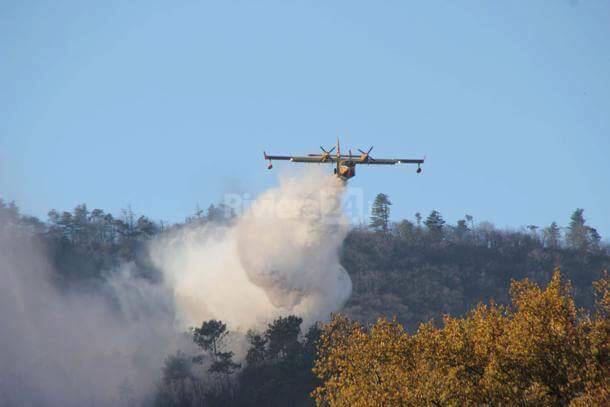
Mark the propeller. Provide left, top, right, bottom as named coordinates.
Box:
left=319, top=146, right=336, bottom=162
left=357, top=146, right=374, bottom=162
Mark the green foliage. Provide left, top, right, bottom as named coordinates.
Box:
left=155, top=351, right=197, bottom=407
left=184, top=203, right=235, bottom=226
left=567, top=208, right=590, bottom=251
left=415, top=212, right=422, bottom=226
left=245, top=330, right=267, bottom=367
left=162, top=351, right=193, bottom=385
left=424, top=209, right=445, bottom=240
left=193, top=319, right=240, bottom=375
left=454, top=219, right=469, bottom=241
left=210, top=351, right=240, bottom=376
left=589, top=227, right=602, bottom=252
left=543, top=221, right=562, bottom=249
left=193, top=319, right=228, bottom=355
left=369, top=193, right=392, bottom=232
left=265, top=315, right=303, bottom=361
left=236, top=317, right=320, bottom=406
left=343, top=209, right=609, bottom=331
left=2, top=198, right=608, bottom=405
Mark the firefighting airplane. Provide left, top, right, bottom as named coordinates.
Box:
left=264, top=139, right=424, bottom=181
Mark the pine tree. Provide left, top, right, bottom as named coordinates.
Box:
left=543, top=221, right=561, bottom=249
left=588, top=227, right=601, bottom=252
left=396, top=220, right=416, bottom=243
left=465, top=214, right=474, bottom=230
left=245, top=330, right=267, bottom=367
left=192, top=319, right=240, bottom=375
left=415, top=212, right=422, bottom=227
left=265, top=315, right=303, bottom=362
left=566, top=209, right=589, bottom=251
left=370, top=193, right=392, bottom=232
left=454, top=219, right=469, bottom=241
left=424, top=210, right=445, bottom=240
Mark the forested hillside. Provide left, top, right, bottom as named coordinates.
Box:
left=1, top=196, right=608, bottom=405
left=343, top=201, right=609, bottom=331
left=3, top=197, right=607, bottom=306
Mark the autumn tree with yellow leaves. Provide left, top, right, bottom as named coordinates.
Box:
left=313, top=269, right=609, bottom=406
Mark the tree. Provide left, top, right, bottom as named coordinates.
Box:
left=588, top=227, right=602, bottom=252
left=543, top=221, right=562, bottom=249
left=303, top=323, right=322, bottom=365
left=526, top=224, right=538, bottom=236
left=206, top=203, right=234, bottom=224
left=313, top=270, right=610, bottom=406
left=58, top=211, right=74, bottom=241
left=162, top=351, right=193, bottom=385
left=155, top=351, right=195, bottom=407
left=238, top=316, right=318, bottom=406
left=245, top=330, right=267, bottom=367
left=47, top=209, right=60, bottom=227
left=19, top=215, right=45, bottom=234
left=424, top=210, right=445, bottom=240
left=265, top=315, right=303, bottom=362
left=0, top=199, right=20, bottom=227
left=193, top=319, right=228, bottom=355
left=102, top=213, right=116, bottom=244
left=415, top=212, right=422, bottom=227
left=566, top=209, right=589, bottom=251
left=396, top=219, right=416, bottom=243
left=136, top=215, right=158, bottom=238
left=185, top=204, right=206, bottom=225
left=465, top=214, right=474, bottom=230
left=209, top=351, right=240, bottom=376
left=454, top=219, right=469, bottom=241
left=369, top=193, right=392, bottom=232
left=192, top=320, right=240, bottom=375
left=72, top=203, right=89, bottom=244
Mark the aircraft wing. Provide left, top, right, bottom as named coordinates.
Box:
left=359, top=158, right=425, bottom=165
left=264, top=153, right=336, bottom=163
left=265, top=152, right=423, bottom=165
left=308, top=154, right=424, bottom=165
left=290, top=156, right=337, bottom=163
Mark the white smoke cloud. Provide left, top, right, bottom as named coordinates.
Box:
left=0, top=230, right=179, bottom=406
left=0, top=168, right=353, bottom=405
left=151, top=168, right=352, bottom=331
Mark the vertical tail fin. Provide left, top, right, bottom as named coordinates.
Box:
left=336, top=138, right=341, bottom=173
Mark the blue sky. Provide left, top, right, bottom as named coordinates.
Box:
left=1, top=1, right=609, bottom=236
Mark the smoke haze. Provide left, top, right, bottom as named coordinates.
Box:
left=0, top=226, right=178, bottom=406
left=0, top=168, right=352, bottom=405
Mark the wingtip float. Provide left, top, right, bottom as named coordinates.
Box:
left=264, top=139, right=424, bottom=181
